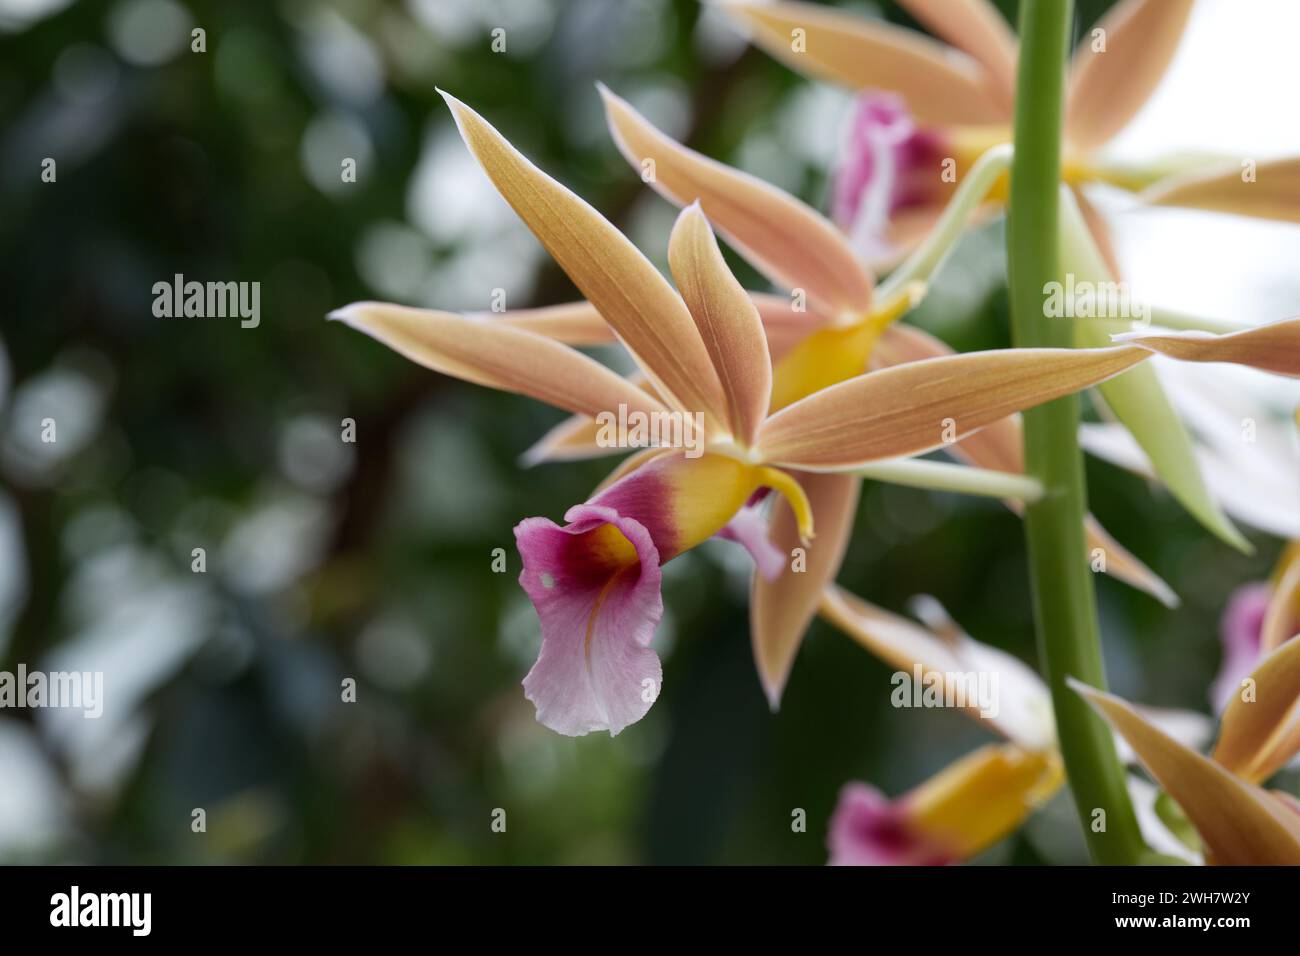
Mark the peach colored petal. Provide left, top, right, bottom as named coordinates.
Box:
left=1078, top=516, right=1179, bottom=609
left=717, top=0, right=1010, bottom=127
left=330, top=301, right=665, bottom=421
left=749, top=292, right=834, bottom=363
left=750, top=471, right=859, bottom=707
left=1073, top=680, right=1300, bottom=865
left=501, top=292, right=825, bottom=362
left=1065, top=0, right=1195, bottom=153
left=439, top=91, right=727, bottom=427
left=521, top=415, right=620, bottom=467
left=756, top=346, right=1149, bottom=470
left=821, top=586, right=1056, bottom=751
left=894, top=0, right=1017, bottom=106
left=1142, top=157, right=1300, bottom=223
left=1262, top=546, right=1300, bottom=653
left=521, top=299, right=827, bottom=467
left=601, top=84, right=873, bottom=317
left=1115, top=317, right=1300, bottom=378
left=490, top=301, right=616, bottom=345
left=668, top=204, right=772, bottom=447
left=1213, top=633, right=1300, bottom=785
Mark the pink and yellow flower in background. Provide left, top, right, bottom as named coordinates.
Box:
left=819, top=586, right=1212, bottom=865
left=720, top=0, right=1300, bottom=272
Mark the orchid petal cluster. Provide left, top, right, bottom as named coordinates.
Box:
left=336, top=92, right=1148, bottom=736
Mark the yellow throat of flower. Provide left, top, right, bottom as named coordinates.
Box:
left=768, top=282, right=923, bottom=413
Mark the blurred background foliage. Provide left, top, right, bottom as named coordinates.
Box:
left=0, top=0, right=1287, bottom=865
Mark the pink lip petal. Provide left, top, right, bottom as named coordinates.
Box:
left=515, top=504, right=665, bottom=737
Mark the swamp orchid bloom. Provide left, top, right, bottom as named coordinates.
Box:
left=334, top=93, right=1159, bottom=736
left=819, top=586, right=1209, bottom=864
left=528, top=88, right=1177, bottom=707
left=720, top=0, right=1299, bottom=272
left=1073, top=631, right=1300, bottom=865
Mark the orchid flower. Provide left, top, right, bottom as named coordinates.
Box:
left=517, top=88, right=1180, bottom=708
left=719, top=0, right=1299, bottom=272
left=819, top=586, right=1210, bottom=864
left=1072, top=629, right=1300, bottom=865
left=333, top=92, right=1158, bottom=736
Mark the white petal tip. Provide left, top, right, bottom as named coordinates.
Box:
left=437, top=89, right=472, bottom=126
left=760, top=674, right=786, bottom=712
left=1153, top=586, right=1182, bottom=610
left=1066, top=676, right=1100, bottom=699
left=326, top=302, right=378, bottom=326
left=517, top=447, right=547, bottom=469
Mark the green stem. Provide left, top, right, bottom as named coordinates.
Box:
left=1008, top=0, right=1147, bottom=865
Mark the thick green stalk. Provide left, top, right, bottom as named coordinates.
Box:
left=1007, top=0, right=1146, bottom=865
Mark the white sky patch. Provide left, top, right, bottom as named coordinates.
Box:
left=1104, top=0, right=1300, bottom=162
left=1087, top=0, right=1300, bottom=321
